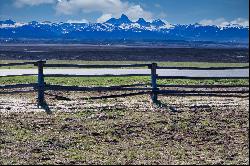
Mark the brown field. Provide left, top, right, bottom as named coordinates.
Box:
left=0, top=45, right=248, bottom=63
left=0, top=89, right=249, bottom=165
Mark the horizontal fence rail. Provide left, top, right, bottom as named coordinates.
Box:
left=43, top=64, right=151, bottom=68
left=0, top=62, right=36, bottom=67
left=157, top=84, right=250, bottom=88
left=44, top=74, right=151, bottom=78
left=80, top=91, right=151, bottom=100
left=0, top=60, right=249, bottom=111
left=159, top=93, right=249, bottom=98
left=157, top=76, right=249, bottom=80
left=0, top=74, right=38, bottom=78
left=157, top=66, right=250, bottom=70
left=45, top=84, right=153, bottom=92
left=157, top=90, right=249, bottom=94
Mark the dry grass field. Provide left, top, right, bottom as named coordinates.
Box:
left=0, top=89, right=249, bottom=165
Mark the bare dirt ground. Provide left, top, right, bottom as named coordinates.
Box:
left=0, top=90, right=249, bottom=165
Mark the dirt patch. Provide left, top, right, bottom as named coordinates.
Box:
left=0, top=90, right=249, bottom=165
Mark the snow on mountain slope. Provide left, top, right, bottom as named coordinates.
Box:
left=0, top=15, right=248, bottom=42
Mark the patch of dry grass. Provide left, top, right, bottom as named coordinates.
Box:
left=0, top=91, right=249, bottom=165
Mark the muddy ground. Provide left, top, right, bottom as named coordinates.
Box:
left=0, top=90, right=249, bottom=165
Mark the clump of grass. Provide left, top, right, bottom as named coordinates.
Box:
left=0, top=76, right=37, bottom=85
left=0, top=76, right=249, bottom=86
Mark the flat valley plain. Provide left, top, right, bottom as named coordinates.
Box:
left=0, top=44, right=249, bottom=62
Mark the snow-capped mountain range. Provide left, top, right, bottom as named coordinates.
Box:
left=0, top=14, right=249, bottom=43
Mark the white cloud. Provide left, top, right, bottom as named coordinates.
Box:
left=154, top=4, right=161, bottom=8
left=200, top=18, right=229, bottom=27
left=14, top=0, right=55, bottom=7
left=230, top=18, right=249, bottom=27
left=97, top=14, right=113, bottom=23
left=67, top=19, right=89, bottom=24
left=56, top=0, right=123, bottom=15
left=55, top=0, right=153, bottom=22
left=158, top=12, right=167, bottom=20
left=200, top=18, right=249, bottom=27
left=125, top=5, right=152, bottom=21
left=13, top=0, right=155, bottom=23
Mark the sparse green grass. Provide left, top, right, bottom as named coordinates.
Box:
left=0, top=76, right=37, bottom=85
left=0, top=60, right=249, bottom=69
left=0, top=76, right=249, bottom=86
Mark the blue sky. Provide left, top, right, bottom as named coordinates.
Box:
left=0, top=0, right=249, bottom=25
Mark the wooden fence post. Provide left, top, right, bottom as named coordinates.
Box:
left=151, top=63, right=158, bottom=103
left=37, top=60, right=46, bottom=107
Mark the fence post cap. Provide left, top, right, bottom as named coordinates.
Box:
left=38, top=60, right=46, bottom=63
left=152, top=62, right=157, bottom=65
left=34, top=60, right=46, bottom=66
left=149, top=63, right=158, bottom=69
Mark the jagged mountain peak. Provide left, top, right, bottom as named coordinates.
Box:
left=137, top=18, right=146, bottom=22
left=1, top=19, right=16, bottom=25
left=194, top=23, right=202, bottom=26
left=120, top=14, right=129, bottom=20
left=106, top=14, right=132, bottom=25
left=42, top=21, right=52, bottom=24
left=119, top=14, right=132, bottom=23
left=151, top=19, right=166, bottom=27
left=136, top=18, right=151, bottom=26
left=29, top=21, right=39, bottom=25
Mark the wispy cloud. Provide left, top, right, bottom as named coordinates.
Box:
left=67, top=19, right=89, bottom=24
left=154, top=3, right=161, bottom=9
left=97, top=14, right=113, bottom=23
left=55, top=0, right=153, bottom=22
left=230, top=18, right=249, bottom=27
left=14, top=0, right=56, bottom=7
left=13, top=0, right=153, bottom=22
left=200, top=18, right=249, bottom=27
left=158, top=12, right=167, bottom=20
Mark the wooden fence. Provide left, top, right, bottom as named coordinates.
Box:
left=0, top=60, right=249, bottom=109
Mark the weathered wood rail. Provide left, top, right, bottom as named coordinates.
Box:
left=0, top=60, right=249, bottom=110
